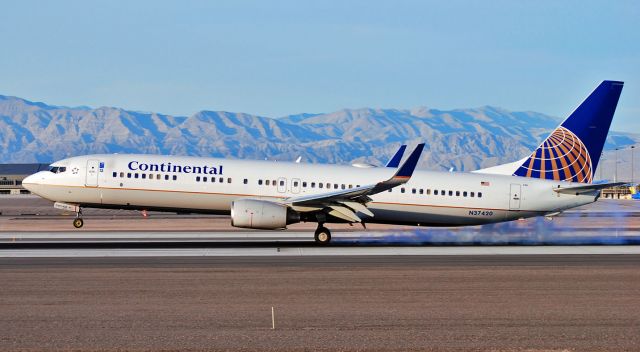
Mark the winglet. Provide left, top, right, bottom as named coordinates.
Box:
left=385, top=145, right=407, bottom=168
left=393, top=143, right=425, bottom=179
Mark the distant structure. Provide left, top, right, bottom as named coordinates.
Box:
left=0, top=164, right=49, bottom=195
left=601, top=186, right=635, bottom=199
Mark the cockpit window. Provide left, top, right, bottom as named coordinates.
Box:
left=49, top=166, right=66, bottom=174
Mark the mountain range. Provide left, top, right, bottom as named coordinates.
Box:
left=0, top=94, right=638, bottom=174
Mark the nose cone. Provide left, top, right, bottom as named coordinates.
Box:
left=22, top=173, right=41, bottom=194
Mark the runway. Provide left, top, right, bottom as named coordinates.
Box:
left=0, top=254, right=638, bottom=351
left=1, top=198, right=639, bottom=351
left=1, top=230, right=640, bottom=258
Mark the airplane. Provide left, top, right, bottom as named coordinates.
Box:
left=23, top=80, right=624, bottom=244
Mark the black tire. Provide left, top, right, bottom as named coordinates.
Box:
left=73, top=218, right=84, bottom=228
left=314, top=227, right=331, bottom=245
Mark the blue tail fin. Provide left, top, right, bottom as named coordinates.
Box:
left=513, top=80, right=623, bottom=183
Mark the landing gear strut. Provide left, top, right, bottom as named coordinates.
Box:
left=73, top=208, right=84, bottom=228
left=314, top=225, right=331, bottom=245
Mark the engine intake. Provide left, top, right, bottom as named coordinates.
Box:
left=231, top=199, right=300, bottom=230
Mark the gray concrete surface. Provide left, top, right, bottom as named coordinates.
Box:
left=0, top=255, right=638, bottom=351
left=1, top=197, right=639, bottom=351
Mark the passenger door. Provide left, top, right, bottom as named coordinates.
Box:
left=509, top=184, right=521, bottom=210
left=85, top=159, right=100, bottom=187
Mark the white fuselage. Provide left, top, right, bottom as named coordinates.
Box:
left=23, top=154, right=599, bottom=227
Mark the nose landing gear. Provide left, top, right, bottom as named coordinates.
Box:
left=314, top=225, right=331, bottom=245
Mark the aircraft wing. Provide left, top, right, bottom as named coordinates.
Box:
left=284, top=144, right=424, bottom=222
left=553, top=182, right=627, bottom=195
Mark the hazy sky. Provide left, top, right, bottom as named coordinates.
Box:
left=1, top=1, right=638, bottom=130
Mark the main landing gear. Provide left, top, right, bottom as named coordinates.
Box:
left=73, top=208, right=84, bottom=228
left=314, top=225, right=331, bottom=245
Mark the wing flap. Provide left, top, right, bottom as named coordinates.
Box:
left=328, top=205, right=362, bottom=222
left=339, top=201, right=374, bottom=217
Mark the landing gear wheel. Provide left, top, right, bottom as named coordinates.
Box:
left=314, top=227, right=331, bottom=245
left=73, top=218, right=84, bottom=228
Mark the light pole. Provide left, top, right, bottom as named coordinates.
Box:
left=615, top=148, right=619, bottom=182
left=632, top=145, right=635, bottom=185
left=599, top=152, right=604, bottom=180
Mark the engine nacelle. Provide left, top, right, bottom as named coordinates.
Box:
left=231, top=199, right=300, bottom=230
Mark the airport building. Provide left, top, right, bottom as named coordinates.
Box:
left=0, top=164, right=50, bottom=195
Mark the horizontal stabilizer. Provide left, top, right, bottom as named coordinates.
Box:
left=553, top=182, right=626, bottom=195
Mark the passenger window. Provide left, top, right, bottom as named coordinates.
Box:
left=478, top=192, right=483, bottom=198
left=196, top=176, right=200, bottom=182
left=319, top=183, right=324, bottom=189
left=293, top=181, right=299, bottom=187
left=327, top=183, right=331, bottom=189
left=434, top=190, right=438, bottom=195
left=173, top=175, right=177, bottom=181
left=470, top=192, right=475, bottom=197
left=463, top=191, right=467, bottom=197
left=441, top=190, right=445, bottom=196
left=120, top=172, right=125, bottom=178
left=164, top=175, right=169, bottom=180
left=412, top=188, right=416, bottom=194
left=112, top=172, right=117, bottom=177
left=265, top=180, right=270, bottom=186
left=456, top=191, right=460, bottom=196
left=157, top=174, right=161, bottom=180
left=203, top=177, right=208, bottom=182
left=448, top=190, right=452, bottom=196
left=341, top=184, right=345, bottom=189
left=135, top=173, right=139, bottom=179
left=349, top=184, right=353, bottom=188
left=127, top=173, right=132, bottom=178
left=401, top=188, right=405, bottom=193
left=311, top=182, right=315, bottom=188
left=243, top=179, right=248, bottom=184
left=228, top=178, right=232, bottom=183
left=220, top=177, right=224, bottom=183
left=334, top=184, right=338, bottom=189
left=419, top=189, right=423, bottom=195
left=279, top=180, right=284, bottom=186
left=258, top=179, right=263, bottom=185
left=427, top=189, right=431, bottom=195
left=303, top=182, right=307, bottom=187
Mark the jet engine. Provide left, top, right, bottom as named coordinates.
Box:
left=231, top=199, right=300, bottom=229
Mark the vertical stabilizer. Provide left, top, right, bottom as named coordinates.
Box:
left=476, top=81, right=623, bottom=183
